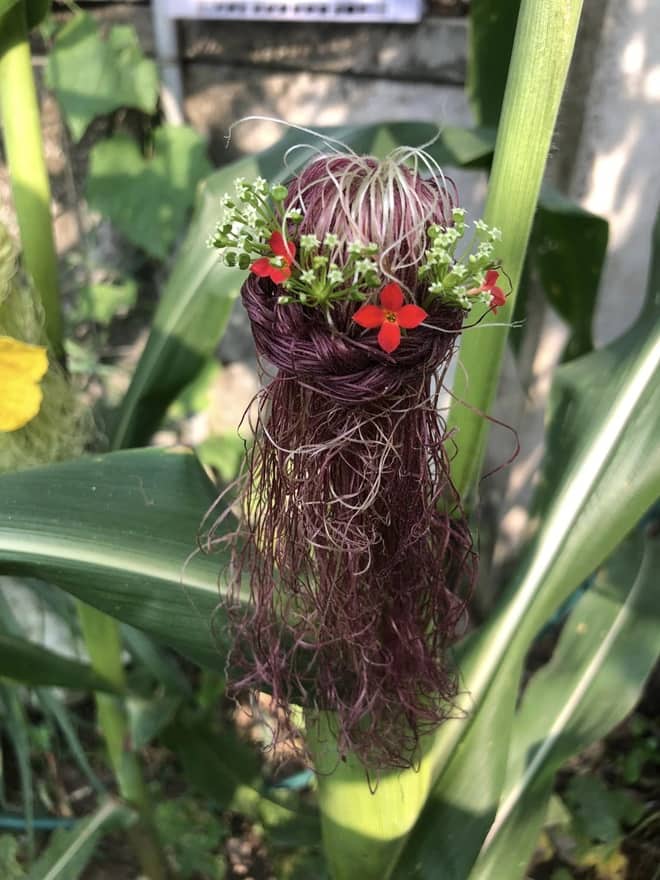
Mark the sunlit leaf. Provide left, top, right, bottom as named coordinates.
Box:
left=45, top=13, right=158, bottom=141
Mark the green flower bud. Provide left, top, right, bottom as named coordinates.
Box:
left=271, top=184, right=288, bottom=201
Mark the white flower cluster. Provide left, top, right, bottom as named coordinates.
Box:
left=418, top=208, right=502, bottom=310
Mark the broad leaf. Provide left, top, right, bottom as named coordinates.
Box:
left=86, top=128, right=212, bottom=260
left=470, top=529, right=660, bottom=879
left=45, top=13, right=158, bottom=141
left=0, top=632, right=116, bottom=692
left=70, top=280, right=138, bottom=326
left=0, top=448, right=242, bottom=671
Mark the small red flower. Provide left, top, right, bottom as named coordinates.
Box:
left=471, top=269, right=506, bottom=314
left=251, top=231, right=296, bottom=284
left=352, top=282, right=428, bottom=353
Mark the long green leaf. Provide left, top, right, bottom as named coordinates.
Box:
left=0, top=448, right=242, bottom=671
left=0, top=633, right=116, bottom=692
left=448, top=0, right=584, bottom=497
left=0, top=584, right=106, bottom=793
left=394, top=211, right=660, bottom=878
left=27, top=799, right=131, bottom=880
left=0, top=683, right=33, bottom=851
left=470, top=528, right=660, bottom=879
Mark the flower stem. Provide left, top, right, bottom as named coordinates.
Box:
left=0, top=2, right=63, bottom=354
left=76, top=601, right=170, bottom=879
left=447, top=0, right=584, bottom=498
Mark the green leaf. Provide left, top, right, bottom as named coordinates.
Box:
left=121, top=624, right=192, bottom=696
left=0, top=632, right=117, bottom=692
left=469, top=529, right=659, bottom=879
left=468, top=0, right=521, bottom=127
left=0, top=834, right=24, bottom=879
left=196, top=434, right=246, bottom=484
left=127, top=693, right=182, bottom=749
left=164, top=719, right=321, bottom=845
left=0, top=448, right=243, bottom=672
left=532, top=185, right=609, bottom=360
left=0, top=585, right=106, bottom=793
left=0, top=0, right=49, bottom=30
left=563, top=776, right=641, bottom=844
left=86, top=127, right=212, bottom=259
left=154, top=798, right=227, bottom=880
left=394, top=210, right=660, bottom=879
left=163, top=720, right=261, bottom=812
left=70, top=280, right=138, bottom=326
left=0, top=683, right=33, bottom=851
left=45, top=13, right=158, bottom=141
left=0, top=0, right=19, bottom=19
left=24, top=0, right=48, bottom=29
left=27, top=799, right=131, bottom=880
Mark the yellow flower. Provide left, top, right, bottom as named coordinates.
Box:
left=0, top=335, right=48, bottom=432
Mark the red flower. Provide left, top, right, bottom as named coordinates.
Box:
left=251, top=231, right=296, bottom=284
left=352, top=282, right=428, bottom=353
left=472, top=269, right=506, bottom=314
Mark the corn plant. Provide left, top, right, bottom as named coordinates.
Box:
left=1, top=0, right=659, bottom=877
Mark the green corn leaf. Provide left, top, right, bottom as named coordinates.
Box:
left=0, top=448, right=242, bottom=672
left=0, top=633, right=117, bottom=692
left=469, top=528, right=660, bottom=879
left=393, top=210, right=660, bottom=879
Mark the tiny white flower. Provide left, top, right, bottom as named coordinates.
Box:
left=448, top=264, right=467, bottom=281
left=324, top=233, right=339, bottom=248
left=355, top=259, right=377, bottom=275
left=301, top=234, right=321, bottom=250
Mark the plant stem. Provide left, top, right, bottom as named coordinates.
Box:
left=447, top=0, right=584, bottom=498
left=76, top=601, right=170, bottom=879
left=311, top=3, right=584, bottom=878
left=307, top=714, right=429, bottom=880
left=0, top=2, right=63, bottom=354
